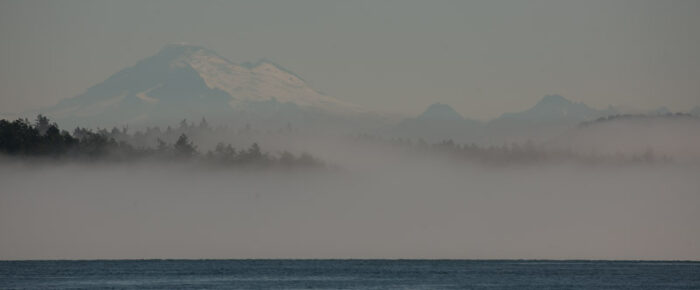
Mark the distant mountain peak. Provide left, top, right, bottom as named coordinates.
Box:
left=418, top=103, right=464, bottom=121
left=43, top=44, right=363, bottom=127
left=393, top=102, right=481, bottom=143
left=536, top=94, right=573, bottom=107
left=496, top=94, right=608, bottom=123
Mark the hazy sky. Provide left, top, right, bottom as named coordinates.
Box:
left=1, top=0, right=698, bottom=119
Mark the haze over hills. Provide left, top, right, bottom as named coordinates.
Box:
left=41, top=43, right=365, bottom=129
left=12, top=43, right=698, bottom=144
left=552, top=113, right=700, bottom=161
left=392, top=95, right=700, bottom=145
left=392, top=95, right=619, bottom=144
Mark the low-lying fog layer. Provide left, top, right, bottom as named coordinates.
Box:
left=1, top=156, right=698, bottom=260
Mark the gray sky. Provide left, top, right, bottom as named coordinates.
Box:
left=1, top=0, right=698, bottom=120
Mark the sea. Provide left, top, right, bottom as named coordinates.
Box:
left=1, top=260, right=698, bottom=289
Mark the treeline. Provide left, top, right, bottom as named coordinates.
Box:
left=0, top=115, right=322, bottom=168
left=355, top=134, right=671, bottom=166
left=580, top=112, right=699, bottom=127
left=76, top=117, right=291, bottom=150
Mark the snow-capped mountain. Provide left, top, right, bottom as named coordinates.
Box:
left=44, top=43, right=364, bottom=128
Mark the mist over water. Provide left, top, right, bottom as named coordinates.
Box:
left=2, top=105, right=700, bottom=261
left=2, top=148, right=698, bottom=260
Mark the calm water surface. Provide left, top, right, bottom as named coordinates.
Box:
left=1, top=260, right=698, bottom=289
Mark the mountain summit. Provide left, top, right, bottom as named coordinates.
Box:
left=483, top=94, right=618, bottom=143
left=497, top=94, right=611, bottom=122
left=44, top=43, right=362, bottom=127
left=418, top=103, right=465, bottom=121
left=392, top=103, right=481, bottom=143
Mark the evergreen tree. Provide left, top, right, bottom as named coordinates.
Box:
left=174, top=134, right=197, bottom=157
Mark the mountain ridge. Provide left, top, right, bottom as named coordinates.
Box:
left=393, top=95, right=623, bottom=144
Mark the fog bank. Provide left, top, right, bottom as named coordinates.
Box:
left=1, top=160, right=698, bottom=260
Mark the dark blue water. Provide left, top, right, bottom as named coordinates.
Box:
left=1, top=260, right=699, bottom=289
